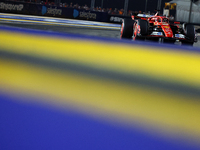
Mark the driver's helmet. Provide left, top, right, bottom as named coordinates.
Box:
left=163, top=18, right=169, bottom=23
left=157, top=18, right=161, bottom=22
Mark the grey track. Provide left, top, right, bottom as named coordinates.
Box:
left=0, top=20, right=200, bottom=47
left=0, top=21, right=121, bottom=38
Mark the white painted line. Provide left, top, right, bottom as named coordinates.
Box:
left=0, top=17, right=120, bottom=30
left=0, top=13, right=121, bottom=28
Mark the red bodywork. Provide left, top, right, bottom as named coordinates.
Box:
left=132, top=14, right=181, bottom=39
left=148, top=16, right=174, bottom=37
left=121, top=13, right=197, bottom=44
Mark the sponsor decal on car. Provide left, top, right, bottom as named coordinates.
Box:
left=164, top=26, right=170, bottom=28
left=162, top=25, right=173, bottom=37
left=151, top=32, right=163, bottom=36
left=175, top=34, right=185, bottom=38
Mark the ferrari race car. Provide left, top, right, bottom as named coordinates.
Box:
left=121, top=13, right=198, bottom=46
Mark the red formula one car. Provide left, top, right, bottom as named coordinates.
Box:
left=121, top=13, right=197, bottom=46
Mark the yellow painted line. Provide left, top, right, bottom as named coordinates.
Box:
left=0, top=18, right=120, bottom=30
left=0, top=30, right=200, bottom=89
left=0, top=58, right=200, bottom=143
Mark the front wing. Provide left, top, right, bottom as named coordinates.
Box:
left=137, top=33, right=197, bottom=42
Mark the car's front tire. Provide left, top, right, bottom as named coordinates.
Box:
left=182, top=24, right=195, bottom=46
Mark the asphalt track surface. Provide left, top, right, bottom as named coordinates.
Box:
left=0, top=20, right=200, bottom=47
left=0, top=21, right=120, bottom=38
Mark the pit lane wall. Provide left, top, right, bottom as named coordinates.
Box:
left=0, top=0, right=129, bottom=23
left=1, top=25, right=200, bottom=150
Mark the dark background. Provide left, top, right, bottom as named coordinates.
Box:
left=61, top=0, right=171, bottom=12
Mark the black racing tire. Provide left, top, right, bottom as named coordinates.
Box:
left=137, top=19, right=148, bottom=35
left=181, top=41, right=194, bottom=46
left=183, top=24, right=195, bottom=40
left=121, top=18, right=135, bottom=39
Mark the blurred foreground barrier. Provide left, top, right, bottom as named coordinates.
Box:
left=0, top=26, right=200, bottom=150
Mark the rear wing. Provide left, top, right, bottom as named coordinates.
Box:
left=137, top=14, right=153, bottom=18
left=133, top=14, right=153, bottom=20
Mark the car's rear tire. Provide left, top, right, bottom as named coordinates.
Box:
left=121, top=18, right=134, bottom=39
left=138, top=19, right=148, bottom=35
left=133, top=19, right=148, bottom=41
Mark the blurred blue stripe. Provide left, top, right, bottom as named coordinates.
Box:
left=0, top=92, right=199, bottom=150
